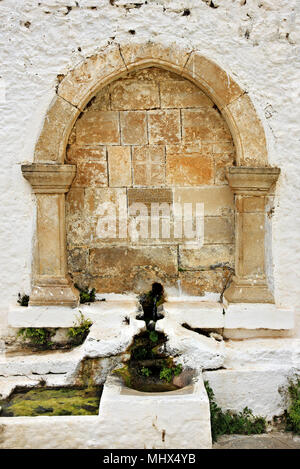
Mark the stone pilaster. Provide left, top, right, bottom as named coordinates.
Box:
left=224, top=167, right=280, bottom=304
left=22, top=164, right=79, bottom=306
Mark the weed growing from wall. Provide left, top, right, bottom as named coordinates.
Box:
left=67, top=312, right=92, bottom=345
left=17, top=328, right=54, bottom=347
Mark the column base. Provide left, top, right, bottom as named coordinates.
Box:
left=224, top=278, right=274, bottom=304
left=29, top=280, right=79, bottom=307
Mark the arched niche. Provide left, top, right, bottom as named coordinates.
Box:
left=21, top=42, right=280, bottom=306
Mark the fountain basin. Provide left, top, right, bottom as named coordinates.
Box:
left=98, top=372, right=212, bottom=449
left=0, top=372, right=212, bottom=449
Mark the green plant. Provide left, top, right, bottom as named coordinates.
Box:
left=67, top=312, right=92, bottom=345
left=160, top=366, right=173, bottom=382
left=149, top=330, right=158, bottom=343
left=17, top=293, right=29, bottom=307
left=17, top=328, right=54, bottom=347
left=204, top=381, right=266, bottom=442
left=285, top=379, right=300, bottom=434
left=159, top=363, right=182, bottom=383
left=75, top=284, right=96, bottom=304
left=140, top=366, right=152, bottom=377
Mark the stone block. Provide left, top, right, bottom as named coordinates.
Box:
left=128, top=187, right=173, bottom=211
left=66, top=188, right=85, bottom=215
left=173, top=187, right=234, bottom=216
left=184, top=53, right=243, bottom=109
left=160, top=80, right=214, bottom=108
left=88, top=88, right=111, bottom=111
left=166, top=144, right=214, bottom=186
left=67, top=247, right=88, bottom=273
left=57, top=45, right=126, bottom=109
left=127, top=189, right=173, bottom=243
left=111, top=80, right=159, bottom=110
left=163, top=300, right=225, bottom=329
left=120, top=111, right=148, bottom=145
left=34, top=96, right=80, bottom=163
left=148, top=110, right=181, bottom=145
left=179, top=269, right=231, bottom=296
left=223, top=304, right=294, bottom=331
left=213, top=141, right=236, bottom=184
left=226, top=93, right=267, bottom=166
left=120, top=42, right=190, bottom=73
left=204, top=216, right=234, bottom=244
left=66, top=147, right=108, bottom=187
left=179, top=244, right=234, bottom=270
left=66, top=146, right=106, bottom=164
left=107, top=146, right=131, bottom=187
left=236, top=196, right=265, bottom=213
left=84, top=188, right=127, bottom=243
left=76, top=111, right=120, bottom=145
left=66, top=189, right=89, bottom=247
left=132, top=145, right=165, bottom=186
left=73, top=161, right=108, bottom=187
left=89, top=246, right=178, bottom=293
left=182, top=108, right=232, bottom=143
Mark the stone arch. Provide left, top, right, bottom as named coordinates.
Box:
left=34, top=42, right=268, bottom=167
left=22, top=42, right=280, bottom=307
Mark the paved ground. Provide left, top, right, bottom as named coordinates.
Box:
left=213, top=432, right=300, bottom=449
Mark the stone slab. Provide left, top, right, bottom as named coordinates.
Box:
left=224, top=303, right=294, bottom=330
left=163, top=300, right=225, bottom=328
left=8, top=297, right=138, bottom=328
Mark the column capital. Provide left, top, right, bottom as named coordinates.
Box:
left=21, top=163, right=76, bottom=194
left=226, top=167, right=280, bottom=196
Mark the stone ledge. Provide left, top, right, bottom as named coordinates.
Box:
left=224, top=338, right=300, bottom=369
left=8, top=296, right=138, bottom=328
left=8, top=300, right=294, bottom=331
left=224, top=303, right=294, bottom=330
left=163, top=300, right=224, bottom=328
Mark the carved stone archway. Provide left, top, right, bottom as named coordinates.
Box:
left=22, top=42, right=280, bottom=307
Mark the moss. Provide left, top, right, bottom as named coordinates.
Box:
left=204, top=381, right=266, bottom=442
left=113, top=364, right=131, bottom=387
left=0, top=386, right=102, bottom=417
left=75, top=358, right=101, bottom=388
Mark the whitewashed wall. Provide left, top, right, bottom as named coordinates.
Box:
left=0, top=0, right=299, bottom=336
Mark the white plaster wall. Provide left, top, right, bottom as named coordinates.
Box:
left=0, top=0, right=299, bottom=335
